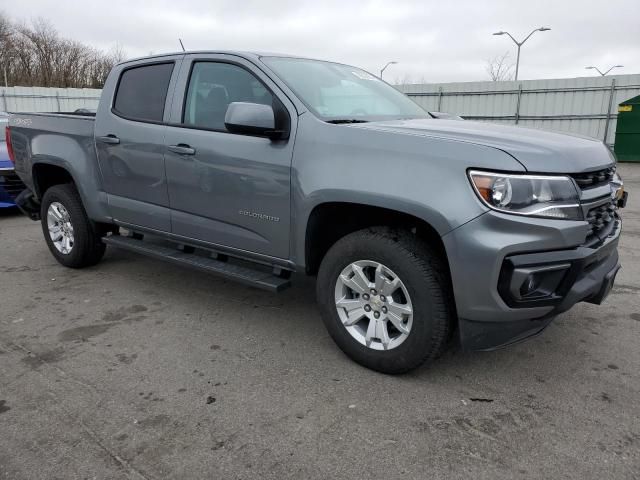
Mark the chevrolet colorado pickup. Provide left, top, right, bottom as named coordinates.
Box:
left=6, top=52, right=628, bottom=373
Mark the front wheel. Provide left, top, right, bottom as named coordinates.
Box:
left=40, top=184, right=106, bottom=268
left=316, top=227, right=454, bottom=374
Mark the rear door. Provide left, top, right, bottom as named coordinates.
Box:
left=95, top=56, right=183, bottom=231
left=163, top=54, right=297, bottom=259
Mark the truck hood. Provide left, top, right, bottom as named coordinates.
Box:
left=352, top=119, right=614, bottom=173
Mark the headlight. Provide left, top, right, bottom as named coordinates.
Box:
left=468, top=170, right=582, bottom=220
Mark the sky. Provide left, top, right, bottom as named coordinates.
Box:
left=6, top=0, right=640, bottom=83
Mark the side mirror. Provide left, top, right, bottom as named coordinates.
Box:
left=225, top=102, right=284, bottom=139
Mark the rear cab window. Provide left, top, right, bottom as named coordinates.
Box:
left=113, top=62, right=175, bottom=123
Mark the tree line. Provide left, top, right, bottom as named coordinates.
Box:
left=0, top=13, right=124, bottom=88
left=394, top=52, right=515, bottom=87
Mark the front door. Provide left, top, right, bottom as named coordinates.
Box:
left=95, top=57, right=182, bottom=231
left=163, top=55, right=296, bottom=259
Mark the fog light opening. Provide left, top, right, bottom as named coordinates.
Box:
left=507, top=263, right=571, bottom=302
left=520, top=273, right=542, bottom=297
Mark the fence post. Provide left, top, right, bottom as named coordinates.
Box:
left=1, top=90, right=5, bottom=112
left=55, top=91, right=61, bottom=112
left=437, top=86, right=443, bottom=111
left=603, top=78, right=616, bottom=146
left=514, top=84, right=523, bottom=125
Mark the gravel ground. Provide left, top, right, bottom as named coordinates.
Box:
left=0, top=164, right=639, bottom=480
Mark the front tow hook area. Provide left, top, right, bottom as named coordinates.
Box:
left=15, top=189, right=41, bottom=220
left=586, top=264, right=621, bottom=305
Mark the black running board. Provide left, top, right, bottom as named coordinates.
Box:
left=102, top=235, right=291, bottom=292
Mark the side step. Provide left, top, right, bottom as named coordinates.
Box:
left=102, top=235, right=291, bottom=292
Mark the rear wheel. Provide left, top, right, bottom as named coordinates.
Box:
left=316, top=227, right=454, bottom=374
left=40, top=184, right=106, bottom=268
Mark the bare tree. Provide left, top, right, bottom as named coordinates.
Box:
left=486, top=52, right=514, bottom=82
left=393, top=73, right=414, bottom=87
left=0, top=12, right=126, bottom=88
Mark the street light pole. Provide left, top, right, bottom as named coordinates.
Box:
left=493, top=27, right=551, bottom=81
left=3, top=56, right=14, bottom=88
left=585, top=65, right=624, bottom=76
left=514, top=43, right=521, bottom=82
left=380, top=61, right=398, bottom=80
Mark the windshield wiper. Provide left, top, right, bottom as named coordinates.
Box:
left=326, top=119, right=369, bottom=124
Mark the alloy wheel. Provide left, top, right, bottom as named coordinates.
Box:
left=334, top=260, right=414, bottom=351
left=47, top=202, right=75, bottom=254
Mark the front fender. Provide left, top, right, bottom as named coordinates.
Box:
left=289, top=114, right=525, bottom=268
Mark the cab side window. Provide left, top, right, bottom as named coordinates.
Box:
left=183, top=62, right=273, bottom=131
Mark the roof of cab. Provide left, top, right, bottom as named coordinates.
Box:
left=117, top=51, right=318, bottom=67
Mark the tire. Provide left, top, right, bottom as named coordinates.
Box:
left=316, top=227, right=454, bottom=374
left=40, top=183, right=106, bottom=268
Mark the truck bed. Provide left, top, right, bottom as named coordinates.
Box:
left=9, top=112, right=95, bottom=137
left=8, top=112, right=98, bottom=202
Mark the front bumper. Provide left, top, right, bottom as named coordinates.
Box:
left=443, top=209, right=621, bottom=351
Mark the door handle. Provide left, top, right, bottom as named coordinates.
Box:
left=97, top=134, right=120, bottom=145
left=167, top=144, right=196, bottom=156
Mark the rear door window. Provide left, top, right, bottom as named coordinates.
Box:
left=113, top=62, right=174, bottom=122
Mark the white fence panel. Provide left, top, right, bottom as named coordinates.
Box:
left=398, top=74, right=640, bottom=146
left=0, top=86, right=102, bottom=113
left=4, top=77, right=640, bottom=148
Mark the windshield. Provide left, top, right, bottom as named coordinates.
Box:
left=261, top=57, right=428, bottom=122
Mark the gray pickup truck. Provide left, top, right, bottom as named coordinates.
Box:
left=7, top=52, right=627, bottom=373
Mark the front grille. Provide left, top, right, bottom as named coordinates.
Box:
left=0, top=171, right=26, bottom=199
left=570, top=166, right=616, bottom=189
left=584, top=200, right=618, bottom=248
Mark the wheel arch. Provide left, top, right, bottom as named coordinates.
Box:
left=32, top=160, right=76, bottom=199
left=303, top=200, right=451, bottom=280
left=30, top=156, right=111, bottom=223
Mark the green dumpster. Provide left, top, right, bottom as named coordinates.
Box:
left=614, top=94, right=640, bottom=162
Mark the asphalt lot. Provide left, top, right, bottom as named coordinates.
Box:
left=1, top=164, right=639, bottom=480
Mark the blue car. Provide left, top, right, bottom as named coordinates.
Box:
left=0, top=113, right=25, bottom=208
